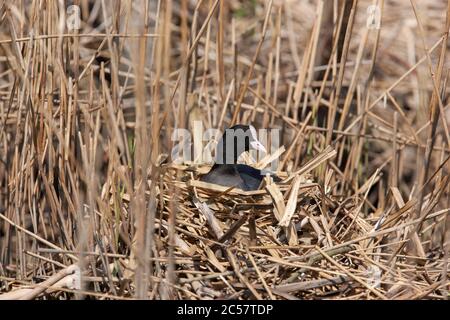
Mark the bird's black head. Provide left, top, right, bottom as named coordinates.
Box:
left=215, top=124, right=266, bottom=164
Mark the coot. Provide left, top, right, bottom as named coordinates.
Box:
left=200, top=125, right=278, bottom=191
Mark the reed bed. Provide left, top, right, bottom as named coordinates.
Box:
left=0, top=0, right=449, bottom=299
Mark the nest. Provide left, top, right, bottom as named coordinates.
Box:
left=129, top=146, right=446, bottom=300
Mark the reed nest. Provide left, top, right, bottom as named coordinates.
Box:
left=0, top=0, right=449, bottom=300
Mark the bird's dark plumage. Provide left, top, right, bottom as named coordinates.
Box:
left=200, top=125, right=279, bottom=191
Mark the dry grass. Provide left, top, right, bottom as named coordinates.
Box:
left=0, top=0, right=449, bottom=300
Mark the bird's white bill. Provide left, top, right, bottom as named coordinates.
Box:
left=249, top=125, right=267, bottom=153
left=250, top=140, right=267, bottom=153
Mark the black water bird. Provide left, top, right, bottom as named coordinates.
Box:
left=200, top=125, right=278, bottom=191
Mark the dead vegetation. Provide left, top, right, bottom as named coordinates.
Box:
left=0, top=0, right=449, bottom=300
